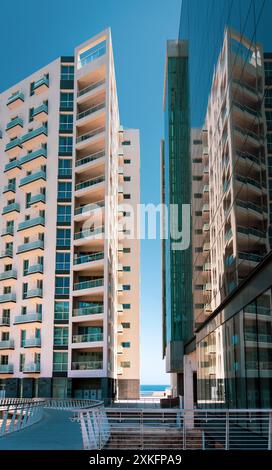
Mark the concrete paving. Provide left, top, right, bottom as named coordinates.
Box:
left=0, top=409, right=83, bottom=450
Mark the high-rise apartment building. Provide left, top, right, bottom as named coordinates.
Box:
left=0, top=29, right=140, bottom=400
left=162, top=40, right=193, bottom=396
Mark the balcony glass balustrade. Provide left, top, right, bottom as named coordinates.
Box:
left=2, top=202, right=20, bottom=214
left=21, top=126, right=47, bottom=145
left=74, top=200, right=104, bottom=216
left=75, top=175, right=104, bottom=192
left=26, top=263, right=44, bottom=275
left=0, top=364, right=13, bottom=373
left=18, top=216, right=45, bottom=231
left=75, top=149, right=105, bottom=167
left=25, top=288, right=43, bottom=299
left=77, top=79, right=106, bottom=97
left=72, top=332, right=103, bottom=343
left=72, top=304, right=103, bottom=317
left=76, top=126, right=105, bottom=144
left=29, top=193, right=46, bottom=206
left=74, top=226, right=104, bottom=240
left=74, top=251, right=104, bottom=265
left=4, top=160, right=21, bottom=172
left=74, top=278, right=104, bottom=291
left=71, top=361, right=103, bottom=370
left=238, top=251, right=264, bottom=263
left=77, top=102, right=105, bottom=120
left=6, top=117, right=23, bottom=131
left=23, top=363, right=40, bottom=373
left=17, top=240, right=44, bottom=254
left=3, top=183, right=16, bottom=193
left=0, top=339, right=14, bottom=349
left=20, top=170, right=46, bottom=187
left=33, top=76, right=49, bottom=90
left=7, top=91, right=24, bottom=106
left=14, top=312, right=42, bottom=324
left=32, top=103, right=48, bottom=117
left=23, top=337, right=41, bottom=348
left=0, top=270, right=17, bottom=280
left=20, top=148, right=47, bottom=166
left=5, top=138, right=22, bottom=151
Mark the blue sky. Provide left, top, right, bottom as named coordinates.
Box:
left=1, top=0, right=183, bottom=384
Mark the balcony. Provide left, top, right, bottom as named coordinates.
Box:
left=234, top=125, right=264, bottom=148
left=72, top=332, right=103, bottom=344
left=17, top=240, right=44, bottom=255
left=236, top=198, right=266, bottom=220
left=23, top=362, right=41, bottom=373
left=0, top=364, right=13, bottom=374
left=73, top=251, right=104, bottom=269
left=0, top=293, right=16, bottom=304
left=5, top=138, right=22, bottom=157
left=76, top=126, right=105, bottom=149
left=19, top=170, right=46, bottom=190
left=0, top=316, right=10, bottom=326
left=3, top=183, right=16, bottom=196
left=0, top=339, right=14, bottom=349
left=4, top=159, right=21, bottom=176
left=6, top=117, right=23, bottom=137
left=33, top=75, right=49, bottom=94
left=77, top=78, right=106, bottom=99
left=1, top=227, right=14, bottom=242
left=18, top=216, right=45, bottom=234
left=32, top=103, right=48, bottom=122
left=2, top=202, right=20, bottom=218
left=14, top=312, right=42, bottom=324
left=73, top=277, right=104, bottom=293
left=71, top=361, right=103, bottom=371
left=75, top=150, right=105, bottom=173
left=72, top=304, right=103, bottom=318
left=237, top=225, right=266, bottom=244
left=21, top=126, right=47, bottom=150
left=74, top=200, right=104, bottom=221
left=233, top=100, right=261, bottom=126
left=7, top=91, right=24, bottom=109
left=75, top=174, right=105, bottom=194
left=28, top=194, right=46, bottom=211
left=20, top=148, right=47, bottom=169
left=236, top=174, right=264, bottom=195
left=0, top=249, right=13, bottom=259
left=0, top=270, right=17, bottom=281
left=25, top=263, right=44, bottom=276
left=74, top=226, right=104, bottom=245
left=76, top=101, right=105, bottom=123
left=25, top=288, right=43, bottom=299
left=238, top=251, right=264, bottom=264
left=23, top=337, right=41, bottom=348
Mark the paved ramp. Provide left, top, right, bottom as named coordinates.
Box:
left=0, top=409, right=83, bottom=450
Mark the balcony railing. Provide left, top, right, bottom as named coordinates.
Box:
left=74, top=278, right=104, bottom=291
left=14, top=312, right=42, bottom=324
left=53, top=337, right=68, bottom=347
left=74, top=200, right=104, bottom=216
left=20, top=170, right=46, bottom=187
left=236, top=174, right=262, bottom=190
left=26, top=263, right=44, bottom=275
left=25, top=288, right=43, bottom=299
left=0, top=270, right=17, bottom=281
left=0, top=316, right=10, bottom=326
left=23, top=363, right=40, bottom=373
left=75, top=175, right=104, bottom=192
left=238, top=251, right=264, bottom=263
left=77, top=78, right=106, bottom=97
left=72, top=332, right=103, bottom=343
left=23, top=338, right=41, bottom=348
left=232, top=78, right=262, bottom=96
left=72, top=304, right=103, bottom=317
left=3, top=183, right=16, bottom=193
left=4, top=160, right=21, bottom=172
left=234, top=125, right=263, bottom=142
left=74, top=251, right=104, bottom=266
left=76, top=126, right=105, bottom=144
left=236, top=198, right=264, bottom=214
left=233, top=100, right=261, bottom=118
left=71, top=361, right=103, bottom=370
left=74, top=226, right=104, bottom=240
left=0, top=293, right=16, bottom=303
left=0, top=364, right=13, bottom=373
left=21, top=126, right=48, bottom=145
left=2, top=227, right=14, bottom=237
left=75, top=150, right=105, bottom=168
left=18, top=216, right=45, bottom=232
left=237, top=225, right=266, bottom=239
left=2, top=202, right=20, bottom=215
left=0, top=339, right=14, bottom=349
left=17, top=240, right=44, bottom=254
left=33, top=76, right=49, bottom=90
left=77, top=102, right=105, bottom=120
left=7, top=91, right=24, bottom=106
left=32, top=103, right=48, bottom=117
left=29, top=193, right=46, bottom=206
left=5, top=138, right=22, bottom=152
left=20, top=148, right=47, bottom=166
left=244, top=332, right=272, bottom=343
left=53, top=363, right=68, bottom=372
left=0, top=249, right=13, bottom=258
left=6, top=117, right=23, bottom=131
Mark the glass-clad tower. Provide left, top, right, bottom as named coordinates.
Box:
left=162, top=40, right=192, bottom=396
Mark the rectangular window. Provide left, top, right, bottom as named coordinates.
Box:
left=121, top=322, right=130, bottom=328
left=55, top=277, right=70, bottom=296
left=124, top=159, right=131, bottom=164
left=60, top=92, right=74, bottom=110
left=54, top=301, right=69, bottom=321
left=54, top=327, right=69, bottom=346
left=58, top=182, right=72, bottom=200
left=124, top=194, right=131, bottom=199
left=121, top=342, right=131, bottom=348
left=57, top=205, right=71, bottom=224
left=56, top=228, right=71, bottom=247
left=56, top=252, right=70, bottom=272
left=123, top=304, right=131, bottom=309
left=53, top=351, right=68, bottom=372
left=120, top=361, right=131, bottom=368
left=58, top=159, right=72, bottom=178
left=124, top=176, right=131, bottom=182
left=123, top=266, right=131, bottom=272
left=61, top=65, right=74, bottom=81
left=59, top=136, right=73, bottom=155
left=59, top=114, right=73, bottom=132
left=123, top=285, right=131, bottom=291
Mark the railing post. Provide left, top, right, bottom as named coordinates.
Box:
left=268, top=412, right=272, bottom=450
left=182, top=410, right=186, bottom=450
left=202, top=431, right=205, bottom=450
left=225, top=411, right=229, bottom=450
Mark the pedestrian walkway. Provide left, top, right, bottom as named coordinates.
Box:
left=0, top=409, right=83, bottom=450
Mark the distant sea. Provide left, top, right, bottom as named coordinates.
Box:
left=140, top=384, right=170, bottom=397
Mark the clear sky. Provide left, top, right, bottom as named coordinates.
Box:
left=0, top=0, right=184, bottom=384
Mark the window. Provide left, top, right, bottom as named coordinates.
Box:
left=194, top=193, right=202, bottom=199
left=60, top=92, right=74, bottom=110
left=123, top=304, right=131, bottom=309
left=124, top=176, right=131, bottom=182
left=195, top=211, right=202, bottom=216
left=195, top=247, right=203, bottom=253
left=123, top=247, right=131, bottom=253
left=124, top=194, right=131, bottom=199
left=124, top=159, right=131, bottom=164
left=120, top=361, right=131, bottom=368
left=56, top=252, right=70, bottom=272
left=22, top=283, right=28, bottom=299
left=56, top=228, right=71, bottom=247
left=55, top=276, right=70, bottom=296
left=23, top=260, right=29, bottom=276
left=121, top=322, right=130, bottom=329
left=59, top=136, right=73, bottom=155
left=122, top=140, right=131, bottom=146
left=193, top=176, right=203, bottom=181
left=58, top=159, right=72, bottom=178
left=53, top=351, right=68, bottom=372
left=195, top=229, right=203, bottom=235
left=20, top=354, right=25, bottom=372
left=77, top=40, right=106, bottom=69
left=57, top=205, right=71, bottom=224
left=193, top=158, right=202, bottom=163
left=59, top=114, right=73, bottom=132
left=121, top=342, right=131, bottom=348
left=21, top=330, right=26, bottom=347
left=54, top=301, right=69, bottom=321
left=123, top=285, right=131, bottom=291
left=123, top=266, right=131, bottom=272
left=61, top=65, right=74, bottom=81
left=54, top=327, right=69, bottom=346
left=58, top=182, right=72, bottom=200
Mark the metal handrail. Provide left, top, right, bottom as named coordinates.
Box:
left=77, top=79, right=106, bottom=97
left=76, top=126, right=105, bottom=144
left=77, top=101, right=105, bottom=120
